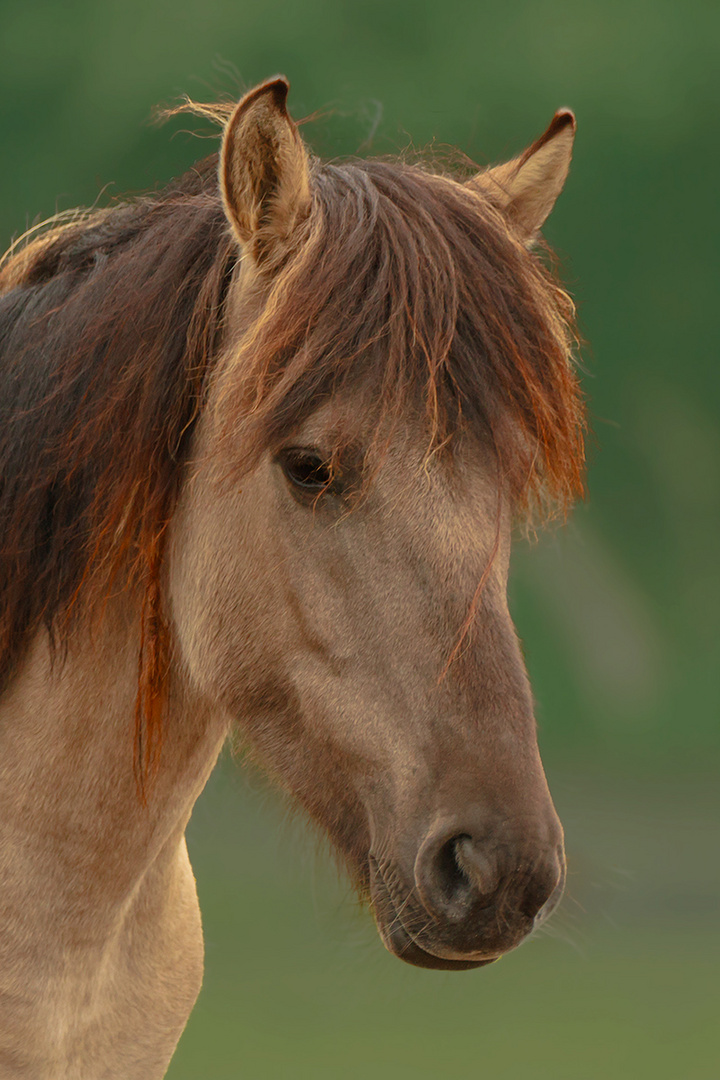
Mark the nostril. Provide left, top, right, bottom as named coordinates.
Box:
left=452, top=836, right=499, bottom=899
left=416, top=822, right=565, bottom=929
left=435, top=835, right=474, bottom=908
left=417, top=833, right=499, bottom=919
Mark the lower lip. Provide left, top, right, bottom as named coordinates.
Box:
left=383, top=922, right=501, bottom=971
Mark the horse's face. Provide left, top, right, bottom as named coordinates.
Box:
left=170, top=77, right=577, bottom=970
left=170, top=396, right=564, bottom=969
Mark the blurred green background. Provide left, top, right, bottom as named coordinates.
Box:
left=1, top=2, right=717, bottom=1076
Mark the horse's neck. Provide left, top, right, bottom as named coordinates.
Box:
left=0, top=600, right=228, bottom=1079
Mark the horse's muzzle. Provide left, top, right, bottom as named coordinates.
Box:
left=369, top=813, right=566, bottom=969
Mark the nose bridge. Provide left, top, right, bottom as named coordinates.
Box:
left=429, top=692, right=557, bottom=825
left=421, top=608, right=547, bottom=787
left=359, top=566, right=556, bottom=831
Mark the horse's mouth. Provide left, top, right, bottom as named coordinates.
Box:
left=369, top=854, right=501, bottom=971
left=378, top=915, right=499, bottom=971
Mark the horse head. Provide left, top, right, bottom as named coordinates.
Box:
left=168, top=78, right=581, bottom=970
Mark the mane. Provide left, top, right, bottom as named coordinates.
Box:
left=0, top=116, right=585, bottom=782
left=0, top=154, right=235, bottom=779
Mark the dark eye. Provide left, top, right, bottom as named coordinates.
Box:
left=278, top=448, right=333, bottom=493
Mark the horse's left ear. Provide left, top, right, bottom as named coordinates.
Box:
left=220, top=76, right=311, bottom=264
left=468, top=110, right=575, bottom=242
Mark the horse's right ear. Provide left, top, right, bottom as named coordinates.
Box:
left=219, top=76, right=311, bottom=265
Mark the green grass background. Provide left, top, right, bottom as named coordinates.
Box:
left=0, top=1, right=717, bottom=1075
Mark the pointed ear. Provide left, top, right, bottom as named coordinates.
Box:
left=468, top=110, right=575, bottom=241
left=219, top=76, right=311, bottom=264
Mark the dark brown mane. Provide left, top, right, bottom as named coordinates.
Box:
left=0, top=154, right=235, bottom=775
left=0, top=127, right=584, bottom=779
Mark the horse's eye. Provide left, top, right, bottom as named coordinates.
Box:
left=278, top=448, right=333, bottom=493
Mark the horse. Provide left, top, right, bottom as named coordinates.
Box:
left=0, top=76, right=584, bottom=1078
